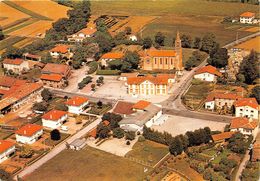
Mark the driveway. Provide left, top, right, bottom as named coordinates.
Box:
left=15, top=118, right=101, bottom=180
left=235, top=150, right=250, bottom=181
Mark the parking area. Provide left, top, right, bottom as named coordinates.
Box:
left=151, top=115, right=227, bottom=136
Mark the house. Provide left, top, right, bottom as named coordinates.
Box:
left=129, top=35, right=137, bottom=41
left=194, top=65, right=222, bottom=82
left=65, top=96, right=89, bottom=114
left=27, top=60, right=45, bottom=69
left=0, top=82, right=43, bottom=115
left=230, top=117, right=258, bottom=138
left=119, top=72, right=139, bottom=81
left=23, top=53, right=42, bottom=62
left=41, top=63, right=71, bottom=79
left=0, top=140, right=15, bottom=163
left=69, top=138, right=87, bottom=150
left=127, top=74, right=175, bottom=96
left=211, top=132, right=235, bottom=143
left=240, top=12, right=255, bottom=24
left=112, top=101, right=135, bottom=117
left=3, top=58, right=29, bottom=74
left=42, top=110, right=68, bottom=129
left=100, top=52, right=124, bottom=67
left=0, top=76, right=27, bottom=91
left=119, top=100, right=166, bottom=132
left=234, top=98, right=259, bottom=119
left=142, top=32, right=183, bottom=74
left=15, top=124, right=43, bottom=144
left=49, top=44, right=73, bottom=59
left=68, top=27, right=96, bottom=42
left=205, top=92, right=241, bottom=110
left=251, top=132, right=260, bottom=162
left=40, top=74, right=65, bottom=88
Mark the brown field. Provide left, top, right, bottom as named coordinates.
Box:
left=13, top=37, right=36, bottom=48
left=10, top=0, right=70, bottom=21
left=0, top=2, right=29, bottom=27
left=244, top=27, right=260, bottom=33
left=235, top=36, right=260, bottom=53
left=9, top=20, right=52, bottom=37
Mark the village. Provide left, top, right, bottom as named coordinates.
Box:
left=0, top=0, right=259, bottom=181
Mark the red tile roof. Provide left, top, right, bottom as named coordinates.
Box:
left=42, top=110, right=67, bottom=121
left=15, top=124, right=43, bottom=137
left=127, top=74, right=170, bottom=85
left=0, top=76, right=27, bottom=88
left=65, top=96, right=88, bottom=107
left=42, top=63, right=71, bottom=78
left=240, top=12, right=255, bottom=18
left=40, top=74, right=63, bottom=82
left=3, top=58, right=24, bottom=65
left=113, top=101, right=135, bottom=115
left=23, top=53, right=41, bottom=59
left=132, top=100, right=151, bottom=110
left=234, top=98, right=258, bottom=109
left=195, top=65, right=222, bottom=77
left=206, top=92, right=241, bottom=102
left=50, top=45, right=70, bottom=54
left=146, top=49, right=176, bottom=57
left=0, top=140, right=15, bottom=154
left=101, top=52, right=124, bottom=59
left=78, top=27, right=97, bottom=36
left=212, top=132, right=235, bottom=142
left=230, top=117, right=258, bottom=130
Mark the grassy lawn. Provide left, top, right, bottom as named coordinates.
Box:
left=168, top=158, right=204, bottom=181
left=0, top=130, right=13, bottom=140
left=26, top=146, right=148, bottom=181
left=183, top=80, right=213, bottom=110
left=201, top=148, right=218, bottom=157
left=47, top=97, right=66, bottom=111
left=125, top=140, right=169, bottom=166
left=211, top=149, right=231, bottom=164
left=87, top=102, right=112, bottom=115
left=20, top=68, right=41, bottom=81
left=44, top=132, right=70, bottom=147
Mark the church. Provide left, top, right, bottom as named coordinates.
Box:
left=141, top=31, right=183, bottom=74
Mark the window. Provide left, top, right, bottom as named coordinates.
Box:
left=171, top=58, right=173, bottom=65
left=154, top=58, right=157, bottom=64
left=160, top=58, right=162, bottom=64
left=165, top=58, right=168, bottom=64
left=146, top=59, right=150, bottom=64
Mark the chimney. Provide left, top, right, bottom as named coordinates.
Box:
left=73, top=100, right=76, bottom=105
left=50, top=114, right=53, bottom=119
left=24, top=130, right=26, bottom=134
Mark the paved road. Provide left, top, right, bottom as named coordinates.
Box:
left=235, top=150, right=250, bottom=181
left=16, top=118, right=101, bottom=180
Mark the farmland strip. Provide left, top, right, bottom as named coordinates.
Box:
left=0, top=36, right=26, bottom=51
left=4, top=19, right=39, bottom=34
left=2, top=0, right=53, bottom=21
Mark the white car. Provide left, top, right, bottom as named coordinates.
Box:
left=61, top=126, right=68, bottom=132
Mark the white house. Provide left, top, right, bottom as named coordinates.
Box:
left=0, top=140, right=15, bottom=164
left=194, top=65, right=222, bottom=82
left=100, top=52, right=124, bottom=67
left=240, top=12, right=255, bottom=24
left=49, top=44, right=73, bottom=59
left=230, top=117, right=258, bottom=138
left=15, top=124, right=43, bottom=144
left=234, top=98, right=259, bottom=119
left=3, top=58, right=29, bottom=74
left=68, top=27, right=96, bottom=42
left=129, top=35, right=137, bottom=41
left=119, top=100, right=166, bottom=132
left=42, top=110, right=68, bottom=129
left=65, top=96, right=89, bottom=115
left=119, top=72, right=139, bottom=81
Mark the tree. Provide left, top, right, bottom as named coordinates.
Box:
left=0, top=169, right=12, bottom=181
left=125, top=131, right=135, bottom=141
left=142, top=37, right=152, bottom=49
left=96, top=123, right=110, bottom=139
left=94, top=31, right=114, bottom=53
left=169, top=137, right=183, bottom=155
left=181, top=34, right=192, bottom=48
left=227, top=132, right=248, bottom=154
left=185, top=56, right=196, bottom=70
left=201, top=33, right=218, bottom=54
left=42, top=52, right=53, bottom=63
left=239, top=51, right=259, bottom=84
left=208, top=48, right=229, bottom=68
left=97, top=101, right=103, bottom=108
left=125, top=26, right=132, bottom=35
left=154, top=32, right=165, bottom=46
left=50, top=129, right=61, bottom=140
left=236, top=73, right=246, bottom=83
left=2, top=46, right=23, bottom=59
left=98, top=76, right=104, bottom=83
left=0, top=26, right=4, bottom=41
left=20, top=144, right=34, bottom=158
left=250, top=86, right=260, bottom=103
left=112, top=127, right=125, bottom=139
left=193, top=37, right=201, bottom=49
left=41, top=89, right=53, bottom=101
left=102, top=112, right=122, bottom=129
left=91, top=84, right=96, bottom=91
left=122, top=51, right=140, bottom=70
left=32, top=102, right=48, bottom=112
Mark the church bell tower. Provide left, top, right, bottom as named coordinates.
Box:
left=175, top=31, right=183, bottom=72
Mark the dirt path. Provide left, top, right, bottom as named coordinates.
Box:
left=235, top=150, right=250, bottom=181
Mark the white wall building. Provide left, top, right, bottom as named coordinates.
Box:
left=42, top=110, right=68, bottom=129
left=0, top=140, right=15, bottom=164
left=234, top=98, right=259, bottom=119
left=240, top=12, right=255, bottom=24
left=3, top=58, right=29, bottom=74
left=194, top=65, right=222, bottom=82
left=15, top=124, right=43, bottom=144
left=65, top=96, right=89, bottom=115
left=230, top=117, right=258, bottom=138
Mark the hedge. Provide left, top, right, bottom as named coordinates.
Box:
left=96, top=69, right=121, bottom=75
left=88, top=61, right=98, bottom=74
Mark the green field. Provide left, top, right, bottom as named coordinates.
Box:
left=126, top=140, right=169, bottom=166
left=3, top=18, right=39, bottom=35
left=0, top=36, right=26, bottom=51
left=26, top=147, right=147, bottom=181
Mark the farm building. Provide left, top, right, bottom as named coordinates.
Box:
left=49, top=44, right=73, bottom=59
left=23, top=53, right=42, bottom=62
left=230, top=117, right=258, bottom=138
left=42, top=110, right=68, bottom=129
left=211, top=132, right=235, bottom=143
left=68, top=27, right=97, bottom=42
left=119, top=72, right=139, bottom=81
left=41, top=63, right=71, bottom=79
left=194, top=65, right=222, bottom=82
left=0, top=140, right=16, bottom=164
left=15, top=124, right=43, bottom=144
left=234, top=98, right=259, bottom=119
left=68, top=138, right=87, bottom=150
left=113, top=101, right=135, bottom=117
left=3, top=58, right=29, bottom=74
left=65, top=96, right=89, bottom=115
left=239, top=12, right=255, bottom=24
left=40, top=74, right=65, bottom=88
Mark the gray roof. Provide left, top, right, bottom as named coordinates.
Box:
left=119, top=104, right=161, bottom=127
left=69, top=138, right=87, bottom=148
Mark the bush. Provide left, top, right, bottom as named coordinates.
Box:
left=138, top=135, right=146, bottom=142
left=96, top=69, right=121, bottom=75
left=112, top=127, right=125, bottom=139
left=50, top=129, right=61, bottom=140
left=125, top=131, right=135, bottom=141
left=126, top=140, right=131, bottom=145
left=88, top=61, right=98, bottom=74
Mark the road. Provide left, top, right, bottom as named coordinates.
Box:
left=235, top=150, right=250, bottom=181
left=16, top=118, right=101, bottom=180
